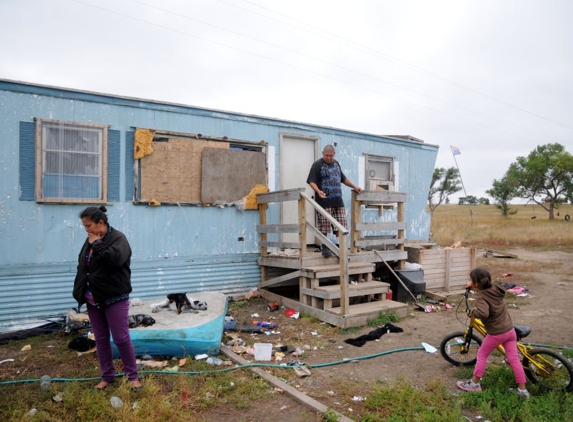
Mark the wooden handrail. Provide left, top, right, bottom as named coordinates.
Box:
left=300, top=192, right=349, bottom=235
left=257, top=188, right=351, bottom=315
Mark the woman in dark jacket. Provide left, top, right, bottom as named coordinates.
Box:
left=73, top=206, right=142, bottom=392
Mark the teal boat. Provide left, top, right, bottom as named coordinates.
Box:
left=112, top=291, right=228, bottom=358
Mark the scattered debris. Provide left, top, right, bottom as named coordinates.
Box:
left=110, top=396, right=123, bottom=408
left=421, top=342, right=437, bottom=353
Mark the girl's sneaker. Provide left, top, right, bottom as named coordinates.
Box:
left=517, top=388, right=530, bottom=400
left=456, top=380, right=482, bottom=392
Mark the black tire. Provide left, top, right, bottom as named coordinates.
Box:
left=440, top=331, right=483, bottom=366
left=565, top=214, right=570, bottom=222
left=523, top=348, right=573, bottom=392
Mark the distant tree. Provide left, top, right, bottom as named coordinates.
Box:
left=459, top=195, right=478, bottom=205
left=428, top=167, right=462, bottom=214
left=486, top=174, right=519, bottom=217
left=478, top=197, right=490, bottom=205
left=507, top=143, right=573, bottom=220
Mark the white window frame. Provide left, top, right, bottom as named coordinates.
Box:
left=365, top=153, right=395, bottom=191
left=35, top=118, right=108, bottom=204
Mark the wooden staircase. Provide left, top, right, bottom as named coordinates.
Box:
left=300, top=262, right=378, bottom=308
left=255, top=188, right=409, bottom=328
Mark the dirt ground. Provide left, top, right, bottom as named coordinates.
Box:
left=219, top=248, right=573, bottom=421
left=1, top=248, right=572, bottom=421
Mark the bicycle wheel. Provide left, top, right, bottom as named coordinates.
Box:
left=440, top=331, right=483, bottom=366
left=523, top=348, right=573, bottom=392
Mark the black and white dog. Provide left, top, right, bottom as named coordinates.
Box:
left=151, top=293, right=208, bottom=315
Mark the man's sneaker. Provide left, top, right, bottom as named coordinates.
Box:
left=456, top=380, right=482, bottom=392
left=517, top=388, right=530, bottom=400
left=321, top=244, right=333, bottom=257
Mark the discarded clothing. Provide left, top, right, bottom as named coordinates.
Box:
left=507, top=286, right=527, bottom=295
left=344, top=323, right=403, bottom=347
left=501, top=282, right=528, bottom=292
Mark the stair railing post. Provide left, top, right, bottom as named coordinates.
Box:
left=339, top=232, right=349, bottom=316
left=298, top=194, right=307, bottom=257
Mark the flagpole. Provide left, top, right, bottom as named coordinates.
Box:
left=451, top=146, right=473, bottom=223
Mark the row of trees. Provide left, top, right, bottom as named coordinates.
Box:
left=428, top=143, right=573, bottom=220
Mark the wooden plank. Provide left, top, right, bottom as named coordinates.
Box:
left=256, top=188, right=304, bottom=204
left=301, top=266, right=374, bottom=279
left=339, top=234, right=349, bottom=316
left=350, top=190, right=361, bottom=254
left=298, top=196, right=307, bottom=258
left=219, top=346, right=354, bottom=422
left=302, top=262, right=375, bottom=272
left=258, top=270, right=302, bottom=289
left=397, top=201, right=405, bottom=269
left=301, top=269, right=372, bottom=277
left=259, top=203, right=268, bottom=257
left=355, top=221, right=407, bottom=231
left=357, top=191, right=407, bottom=203
left=301, top=191, right=349, bottom=235
left=350, top=250, right=408, bottom=263
left=260, top=241, right=301, bottom=249
left=257, top=224, right=300, bottom=233
left=305, top=224, right=341, bottom=256
left=444, top=249, right=451, bottom=292
left=258, top=256, right=302, bottom=270
left=258, top=288, right=407, bottom=328
left=355, top=238, right=405, bottom=247
left=258, top=289, right=344, bottom=326
left=300, top=281, right=390, bottom=299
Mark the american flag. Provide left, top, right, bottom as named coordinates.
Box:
left=450, top=145, right=461, bottom=156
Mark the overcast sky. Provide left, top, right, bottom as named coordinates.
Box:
left=1, top=0, right=572, bottom=202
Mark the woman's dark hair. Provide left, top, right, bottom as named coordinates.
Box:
left=470, top=268, right=492, bottom=289
left=79, top=206, right=109, bottom=225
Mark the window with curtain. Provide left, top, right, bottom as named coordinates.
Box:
left=35, top=119, right=108, bottom=203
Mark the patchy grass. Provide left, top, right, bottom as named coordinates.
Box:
left=366, top=311, right=402, bottom=327
left=454, top=364, right=573, bottom=422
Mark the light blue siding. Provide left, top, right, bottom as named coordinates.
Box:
left=0, top=79, right=438, bottom=329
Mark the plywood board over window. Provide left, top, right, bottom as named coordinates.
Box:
left=140, top=138, right=228, bottom=203
left=201, top=148, right=266, bottom=204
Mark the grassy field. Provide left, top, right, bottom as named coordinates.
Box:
left=430, top=204, right=573, bottom=250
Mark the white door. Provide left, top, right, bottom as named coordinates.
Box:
left=280, top=135, right=318, bottom=244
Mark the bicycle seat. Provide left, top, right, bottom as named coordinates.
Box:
left=514, top=325, right=531, bottom=340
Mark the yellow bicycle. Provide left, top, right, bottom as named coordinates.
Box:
left=440, top=288, right=573, bottom=392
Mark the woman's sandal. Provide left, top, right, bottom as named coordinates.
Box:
left=131, top=381, right=143, bottom=392
left=92, top=380, right=114, bottom=391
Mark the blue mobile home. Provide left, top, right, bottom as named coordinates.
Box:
left=0, top=79, right=438, bottom=329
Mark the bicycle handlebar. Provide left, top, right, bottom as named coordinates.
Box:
left=464, top=288, right=472, bottom=315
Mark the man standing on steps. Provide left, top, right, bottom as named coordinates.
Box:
left=307, top=145, right=363, bottom=257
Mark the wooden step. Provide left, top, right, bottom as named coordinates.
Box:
left=300, top=280, right=390, bottom=300
left=301, top=262, right=375, bottom=279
